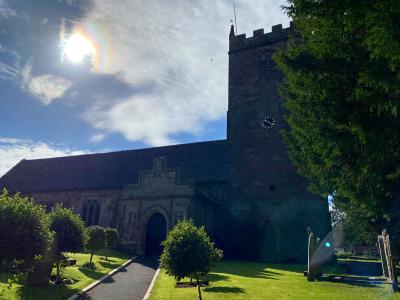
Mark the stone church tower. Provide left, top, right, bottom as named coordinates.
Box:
left=227, top=23, right=331, bottom=261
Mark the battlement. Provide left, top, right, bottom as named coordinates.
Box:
left=229, top=22, right=296, bottom=53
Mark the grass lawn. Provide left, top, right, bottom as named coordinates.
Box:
left=150, top=260, right=399, bottom=300
left=0, top=249, right=133, bottom=300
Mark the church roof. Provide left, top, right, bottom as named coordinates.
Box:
left=0, top=140, right=227, bottom=193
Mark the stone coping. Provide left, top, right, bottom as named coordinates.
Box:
left=143, top=268, right=161, bottom=300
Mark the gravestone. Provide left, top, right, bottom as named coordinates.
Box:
left=307, top=230, right=321, bottom=281
left=378, top=230, right=398, bottom=292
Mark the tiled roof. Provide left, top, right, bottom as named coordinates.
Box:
left=0, top=140, right=227, bottom=193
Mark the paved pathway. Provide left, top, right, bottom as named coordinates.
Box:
left=79, top=256, right=159, bottom=300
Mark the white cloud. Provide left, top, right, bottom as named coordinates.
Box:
left=0, top=61, right=18, bottom=81
left=0, top=44, right=20, bottom=81
left=78, top=0, right=289, bottom=146
left=0, top=0, right=16, bottom=19
left=0, top=137, right=89, bottom=177
left=21, top=62, right=73, bottom=105
left=90, top=133, right=106, bottom=143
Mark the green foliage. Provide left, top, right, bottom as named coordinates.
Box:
left=160, top=219, right=223, bottom=281
left=104, top=227, right=119, bottom=249
left=84, top=225, right=106, bottom=263
left=332, top=205, right=377, bottom=246
left=0, top=189, right=51, bottom=272
left=276, top=1, right=400, bottom=235
left=49, top=204, right=85, bottom=282
left=49, top=204, right=85, bottom=254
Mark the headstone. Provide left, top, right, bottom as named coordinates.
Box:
left=378, top=235, right=389, bottom=277
left=378, top=229, right=398, bottom=292
left=307, top=231, right=321, bottom=281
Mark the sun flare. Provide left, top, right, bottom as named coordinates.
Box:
left=62, top=33, right=95, bottom=63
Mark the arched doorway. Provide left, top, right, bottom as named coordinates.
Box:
left=145, top=213, right=167, bottom=256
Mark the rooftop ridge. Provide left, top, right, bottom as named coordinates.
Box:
left=229, top=21, right=295, bottom=52
left=22, top=139, right=228, bottom=162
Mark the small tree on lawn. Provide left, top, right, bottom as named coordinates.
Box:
left=0, top=189, right=50, bottom=273
left=160, top=219, right=223, bottom=300
left=49, top=204, right=85, bottom=283
left=104, top=227, right=119, bottom=261
left=85, top=226, right=106, bottom=265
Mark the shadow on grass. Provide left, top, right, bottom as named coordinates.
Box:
left=214, top=261, right=290, bottom=279
left=317, top=275, right=385, bottom=288
left=100, top=257, right=117, bottom=263
left=79, top=267, right=106, bottom=281
left=204, top=273, right=229, bottom=282
left=13, top=282, right=79, bottom=300
left=203, top=286, right=245, bottom=294
left=98, top=261, right=122, bottom=270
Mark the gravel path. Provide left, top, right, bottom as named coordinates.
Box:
left=79, top=256, right=159, bottom=300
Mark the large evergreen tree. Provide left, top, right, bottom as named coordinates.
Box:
left=276, top=1, right=400, bottom=243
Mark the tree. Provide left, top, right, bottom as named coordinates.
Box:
left=331, top=204, right=376, bottom=247
left=49, top=204, right=85, bottom=282
left=0, top=189, right=50, bottom=273
left=160, top=219, right=223, bottom=300
left=84, top=226, right=106, bottom=264
left=275, top=1, right=400, bottom=249
left=104, top=228, right=119, bottom=261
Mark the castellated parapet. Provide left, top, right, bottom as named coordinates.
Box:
left=229, top=21, right=296, bottom=53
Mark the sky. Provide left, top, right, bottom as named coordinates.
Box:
left=0, top=0, right=290, bottom=176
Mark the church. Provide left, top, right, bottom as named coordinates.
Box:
left=0, top=23, right=331, bottom=262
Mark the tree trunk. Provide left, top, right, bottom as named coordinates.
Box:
left=90, top=249, right=94, bottom=264
left=190, top=274, right=193, bottom=284
left=195, top=273, right=202, bottom=300
left=56, top=259, right=61, bottom=284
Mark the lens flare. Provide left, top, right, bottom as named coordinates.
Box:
left=59, top=18, right=110, bottom=72
left=62, top=32, right=95, bottom=63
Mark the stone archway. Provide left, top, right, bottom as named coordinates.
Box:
left=145, top=212, right=167, bottom=256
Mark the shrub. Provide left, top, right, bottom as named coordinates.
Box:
left=104, top=227, right=119, bottom=260
left=49, top=204, right=85, bottom=282
left=85, top=226, right=106, bottom=264
left=160, top=219, right=223, bottom=300
left=0, top=189, right=50, bottom=273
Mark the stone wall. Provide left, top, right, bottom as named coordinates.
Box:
left=29, top=188, right=121, bottom=228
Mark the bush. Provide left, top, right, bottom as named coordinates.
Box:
left=0, top=189, right=50, bottom=273
left=49, top=204, right=85, bottom=282
left=160, top=219, right=223, bottom=300
left=104, top=228, right=119, bottom=260
left=85, top=226, right=106, bottom=264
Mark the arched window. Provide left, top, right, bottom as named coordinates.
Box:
left=81, top=201, right=101, bottom=226
left=82, top=204, right=88, bottom=223
left=94, top=203, right=101, bottom=225
left=87, top=205, right=94, bottom=226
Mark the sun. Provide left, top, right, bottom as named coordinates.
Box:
left=62, top=33, right=95, bottom=63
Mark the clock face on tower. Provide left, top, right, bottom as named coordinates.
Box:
left=262, top=115, right=275, bottom=129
